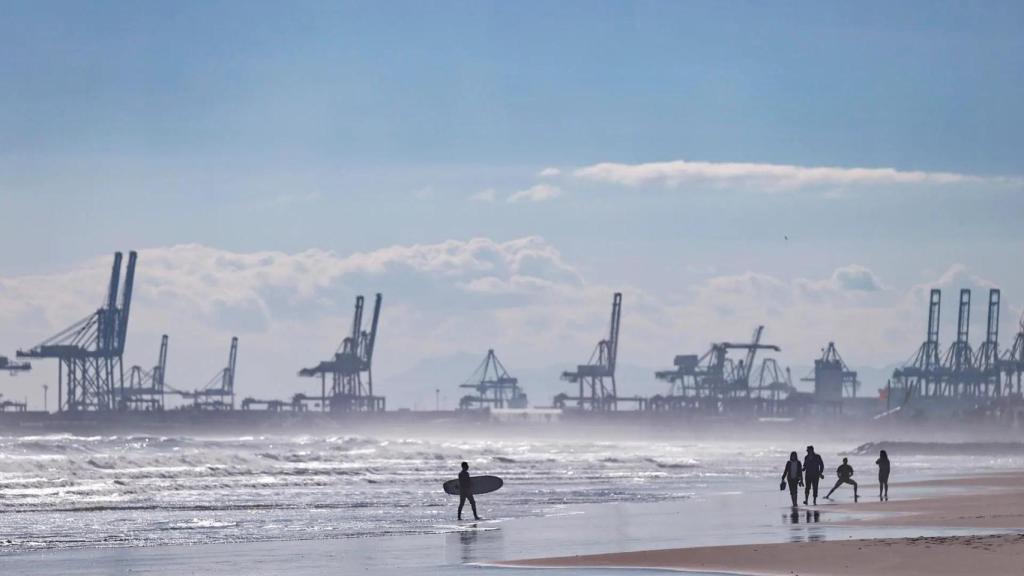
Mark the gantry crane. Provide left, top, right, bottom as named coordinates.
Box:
left=0, top=355, right=31, bottom=413
left=298, top=294, right=384, bottom=412
left=458, top=349, right=527, bottom=410
left=121, top=335, right=168, bottom=411
left=1000, top=312, right=1024, bottom=396
left=973, top=289, right=1002, bottom=395
left=0, top=356, right=31, bottom=374
left=891, top=289, right=943, bottom=401
left=555, top=293, right=622, bottom=411
left=651, top=326, right=779, bottom=412
left=177, top=337, right=237, bottom=411
left=17, top=252, right=137, bottom=412
left=940, top=289, right=977, bottom=396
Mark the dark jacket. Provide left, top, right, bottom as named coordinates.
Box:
left=803, top=453, right=824, bottom=479
left=782, top=460, right=803, bottom=482
left=876, top=458, right=890, bottom=477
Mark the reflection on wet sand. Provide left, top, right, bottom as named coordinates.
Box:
left=784, top=509, right=824, bottom=542
left=446, top=524, right=504, bottom=565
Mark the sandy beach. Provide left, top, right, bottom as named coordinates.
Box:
left=503, top=473, right=1024, bottom=576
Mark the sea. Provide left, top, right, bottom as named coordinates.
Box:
left=2, top=431, right=1023, bottom=559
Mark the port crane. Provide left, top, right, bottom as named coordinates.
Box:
left=175, top=337, right=238, bottom=411
left=298, top=294, right=384, bottom=412
left=555, top=293, right=623, bottom=411
left=121, top=335, right=169, bottom=411
left=458, top=349, right=526, bottom=410
left=17, top=252, right=137, bottom=412
left=651, top=326, right=779, bottom=411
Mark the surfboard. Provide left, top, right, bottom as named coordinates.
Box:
left=443, top=475, right=503, bottom=496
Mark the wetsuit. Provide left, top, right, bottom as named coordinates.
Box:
left=458, top=470, right=479, bottom=520
left=782, top=460, right=803, bottom=507
left=803, top=453, right=824, bottom=504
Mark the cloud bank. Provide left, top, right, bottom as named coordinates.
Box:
left=572, top=159, right=1020, bottom=192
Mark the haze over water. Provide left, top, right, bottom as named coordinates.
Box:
left=2, top=431, right=1023, bottom=555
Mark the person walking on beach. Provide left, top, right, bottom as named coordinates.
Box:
left=824, top=457, right=858, bottom=501
left=457, top=461, right=479, bottom=521
left=803, top=446, right=825, bottom=506
left=876, top=450, right=890, bottom=501
left=781, top=451, right=803, bottom=507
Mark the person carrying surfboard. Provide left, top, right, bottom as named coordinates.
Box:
left=458, top=462, right=480, bottom=521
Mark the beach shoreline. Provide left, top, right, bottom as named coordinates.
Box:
left=500, top=473, right=1024, bottom=576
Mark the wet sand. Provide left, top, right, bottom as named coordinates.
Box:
left=503, top=473, right=1024, bottom=576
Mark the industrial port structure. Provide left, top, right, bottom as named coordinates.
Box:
left=3, top=250, right=1024, bottom=426
left=458, top=349, right=527, bottom=410
left=7, top=252, right=385, bottom=416
left=298, top=293, right=384, bottom=412
left=17, top=251, right=137, bottom=412
left=553, top=292, right=635, bottom=411
left=888, top=288, right=1024, bottom=417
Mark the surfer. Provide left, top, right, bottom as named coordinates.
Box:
left=876, top=450, right=890, bottom=501
left=824, top=457, right=859, bottom=501
left=458, top=461, right=479, bottom=521
left=780, top=451, right=803, bottom=507
left=802, top=445, right=825, bottom=506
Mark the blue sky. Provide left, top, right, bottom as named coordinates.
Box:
left=1, top=1, right=1022, bottom=408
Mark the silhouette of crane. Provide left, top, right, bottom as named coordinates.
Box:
left=177, top=337, right=238, bottom=411
left=652, top=326, right=780, bottom=412
left=555, top=293, right=622, bottom=411
left=458, top=349, right=526, bottom=410
left=18, top=252, right=137, bottom=412
left=122, top=335, right=168, bottom=411
left=0, top=355, right=31, bottom=413
left=0, top=356, right=31, bottom=374
left=298, top=294, right=384, bottom=412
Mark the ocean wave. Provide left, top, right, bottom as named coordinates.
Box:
left=847, top=441, right=1024, bottom=456
left=0, top=434, right=894, bottom=555
left=644, top=458, right=699, bottom=469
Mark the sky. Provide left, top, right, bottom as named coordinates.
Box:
left=1, top=1, right=1022, bottom=409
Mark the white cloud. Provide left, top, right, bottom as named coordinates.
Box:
left=573, top=159, right=1021, bottom=192
left=538, top=167, right=562, bottom=178
left=795, top=264, right=885, bottom=294
left=468, top=188, right=497, bottom=202
left=507, top=184, right=562, bottom=203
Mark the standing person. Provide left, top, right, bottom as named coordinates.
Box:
left=457, top=461, right=479, bottom=521
left=876, top=450, right=891, bottom=501
left=824, top=457, right=859, bottom=502
left=780, top=451, right=803, bottom=507
left=803, top=446, right=825, bottom=506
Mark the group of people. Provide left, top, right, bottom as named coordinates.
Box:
left=781, top=446, right=890, bottom=507
left=455, top=450, right=895, bottom=521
